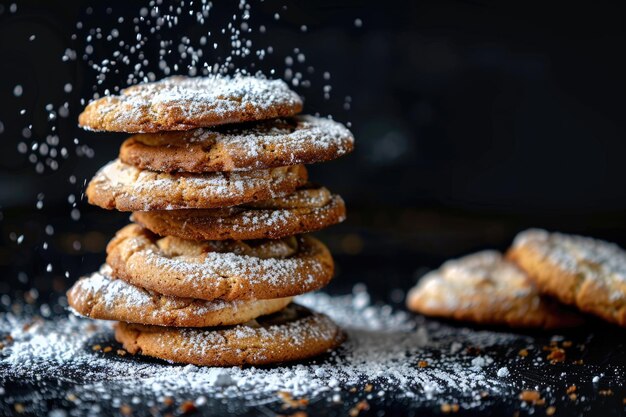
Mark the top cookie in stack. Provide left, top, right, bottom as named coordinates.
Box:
left=69, top=76, right=353, bottom=366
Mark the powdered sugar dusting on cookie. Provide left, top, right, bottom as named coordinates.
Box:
left=80, top=75, right=302, bottom=132
left=512, top=229, right=626, bottom=297
left=70, top=265, right=249, bottom=314
left=125, top=115, right=354, bottom=171
left=88, top=160, right=305, bottom=211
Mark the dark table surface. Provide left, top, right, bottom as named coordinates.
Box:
left=1, top=209, right=626, bottom=417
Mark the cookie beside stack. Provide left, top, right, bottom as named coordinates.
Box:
left=68, top=76, right=354, bottom=366
left=407, top=229, right=626, bottom=329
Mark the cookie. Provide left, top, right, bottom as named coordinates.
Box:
left=119, top=115, right=354, bottom=173
left=507, top=229, right=626, bottom=326
left=114, top=304, right=345, bottom=366
left=78, top=75, right=302, bottom=133
left=86, top=159, right=307, bottom=211
left=406, top=250, right=584, bottom=329
left=106, top=224, right=334, bottom=301
left=131, top=184, right=346, bottom=241
left=67, top=265, right=292, bottom=327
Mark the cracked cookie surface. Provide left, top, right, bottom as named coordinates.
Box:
left=78, top=75, right=302, bottom=133
left=67, top=265, right=292, bottom=327
left=507, top=229, right=626, bottom=326
left=106, top=224, right=334, bottom=302
left=407, top=250, right=584, bottom=329
left=114, top=304, right=346, bottom=366
left=120, top=115, right=354, bottom=172
left=132, top=184, right=346, bottom=241
left=86, top=160, right=307, bottom=211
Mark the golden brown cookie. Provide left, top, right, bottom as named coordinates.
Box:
left=507, top=229, right=626, bottom=327
left=78, top=75, right=302, bottom=133
left=131, top=184, right=346, bottom=241
left=119, top=116, right=354, bottom=173
left=67, top=265, right=292, bottom=327
left=86, top=159, right=307, bottom=211
left=114, top=304, right=345, bottom=366
left=106, top=224, right=334, bottom=301
left=406, top=250, right=584, bottom=329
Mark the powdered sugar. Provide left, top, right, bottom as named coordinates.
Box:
left=89, top=160, right=304, bottom=211
left=512, top=229, right=626, bottom=284
left=128, top=115, right=354, bottom=171
left=81, top=75, right=302, bottom=133
left=1, top=288, right=528, bottom=415
left=113, top=228, right=331, bottom=300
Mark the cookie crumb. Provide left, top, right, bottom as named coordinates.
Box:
left=179, top=400, right=197, bottom=414
left=277, top=391, right=308, bottom=408
left=518, top=349, right=529, bottom=357
left=162, top=397, right=174, bottom=406
left=566, top=385, right=577, bottom=394
left=418, top=360, right=428, bottom=368
left=440, top=403, right=460, bottom=414
left=91, top=344, right=101, bottom=351
left=103, top=346, right=112, bottom=353
left=598, top=389, right=613, bottom=396
left=120, top=404, right=132, bottom=416
left=14, top=403, right=25, bottom=413
left=519, top=390, right=544, bottom=405
left=117, top=349, right=127, bottom=356
left=364, top=384, right=373, bottom=392
left=546, top=348, right=566, bottom=363
left=546, top=406, right=556, bottom=415
left=348, top=400, right=369, bottom=416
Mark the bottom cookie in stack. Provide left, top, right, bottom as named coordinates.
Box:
left=67, top=228, right=345, bottom=366
left=115, top=304, right=345, bottom=366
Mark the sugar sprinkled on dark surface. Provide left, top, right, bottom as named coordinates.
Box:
left=1, top=287, right=626, bottom=416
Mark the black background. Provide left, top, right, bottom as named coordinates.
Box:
left=1, top=0, right=626, bottom=300
left=1, top=1, right=626, bottom=416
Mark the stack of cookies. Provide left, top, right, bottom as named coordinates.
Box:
left=407, top=229, right=626, bottom=329
left=67, top=76, right=354, bottom=366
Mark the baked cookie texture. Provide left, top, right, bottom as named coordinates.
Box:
left=406, top=250, right=584, bottom=329
left=67, top=265, right=292, bottom=327
left=131, top=184, right=346, bottom=241
left=120, top=115, right=354, bottom=172
left=86, top=160, right=307, bottom=211
left=78, top=76, right=302, bottom=133
left=507, top=229, right=626, bottom=327
left=114, top=304, right=346, bottom=366
left=75, top=75, right=350, bottom=366
left=106, top=224, right=334, bottom=301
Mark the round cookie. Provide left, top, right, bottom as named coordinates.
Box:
left=67, top=265, right=292, bottom=327
left=106, top=224, right=334, bottom=301
left=114, top=304, right=346, bottom=366
left=406, top=250, right=584, bottom=329
left=507, top=229, right=626, bottom=327
left=119, top=115, right=354, bottom=173
left=78, top=75, right=302, bottom=133
left=131, top=184, right=346, bottom=241
left=86, top=159, right=307, bottom=211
